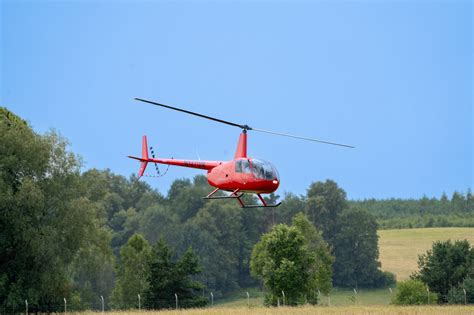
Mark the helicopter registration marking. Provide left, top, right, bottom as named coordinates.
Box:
left=183, top=161, right=207, bottom=169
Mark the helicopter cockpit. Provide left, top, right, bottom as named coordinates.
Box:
left=235, top=158, right=279, bottom=180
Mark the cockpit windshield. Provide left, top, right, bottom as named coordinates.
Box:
left=250, top=159, right=279, bottom=180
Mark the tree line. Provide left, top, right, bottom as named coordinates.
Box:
left=351, top=192, right=474, bottom=229
left=0, top=107, right=471, bottom=311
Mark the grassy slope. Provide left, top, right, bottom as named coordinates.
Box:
left=378, top=227, right=474, bottom=281
left=216, top=227, right=474, bottom=308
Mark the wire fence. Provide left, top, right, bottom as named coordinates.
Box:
left=0, top=293, right=212, bottom=314
left=1, top=287, right=471, bottom=314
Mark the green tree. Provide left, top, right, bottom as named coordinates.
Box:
left=466, top=189, right=474, bottom=213
left=0, top=108, right=112, bottom=312
left=451, top=192, right=466, bottom=212
left=110, top=234, right=151, bottom=309
left=305, top=180, right=347, bottom=245
left=391, top=279, right=437, bottom=305
left=413, top=239, right=474, bottom=303
left=185, top=202, right=243, bottom=296
left=332, top=208, right=391, bottom=288
left=250, top=217, right=332, bottom=306
left=166, top=176, right=211, bottom=222
left=292, top=213, right=333, bottom=295
left=68, top=220, right=115, bottom=310
left=144, top=239, right=207, bottom=309
left=277, top=193, right=305, bottom=225
left=447, top=277, right=474, bottom=304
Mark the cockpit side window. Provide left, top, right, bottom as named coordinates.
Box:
left=235, top=159, right=251, bottom=173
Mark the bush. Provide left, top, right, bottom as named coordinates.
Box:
left=376, top=271, right=397, bottom=288
left=447, top=287, right=465, bottom=304
left=447, top=277, right=474, bottom=304
left=391, top=279, right=437, bottom=305
left=414, top=239, right=473, bottom=303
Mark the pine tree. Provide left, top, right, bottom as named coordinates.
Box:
left=144, top=239, right=207, bottom=309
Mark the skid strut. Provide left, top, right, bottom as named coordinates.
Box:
left=204, top=188, right=243, bottom=199
left=203, top=188, right=281, bottom=208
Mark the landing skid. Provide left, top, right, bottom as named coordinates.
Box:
left=203, top=188, right=281, bottom=208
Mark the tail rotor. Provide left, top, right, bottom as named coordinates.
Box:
left=150, top=146, right=161, bottom=176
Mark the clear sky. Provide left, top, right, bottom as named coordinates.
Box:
left=2, top=0, right=472, bottom=199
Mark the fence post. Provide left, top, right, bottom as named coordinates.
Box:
left=353, top=288, right=358, bottom=304
left=281, top=290, right=285, bottom=306
left=138, top=294, right=141, bottom=310
left=100, top=295, right=104, bottom=313
left=64, top=298, right=67, bottom=314
left=210, top=292, right=213, bottom=307
left=25, top=300, right=28, bottom=315
left=463, top=288, right=467, bottom=305
left=389, top=287, right=393, bottom=294
left=327, top=294, right=331, bottom=307
left=246, top=291, right=250, bottom=308
left=175, top=293, right=178, bottom=310
left=426, top=287, right=430, bottom=304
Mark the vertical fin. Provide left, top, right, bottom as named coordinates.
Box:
left=142, top=135, right=149, bottom=160
left=138, top=135, right=149, bottom=178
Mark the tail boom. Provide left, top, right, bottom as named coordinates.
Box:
left=128, top=135, right=221, bottom=179
left=147, top=158, right=221, bottom=170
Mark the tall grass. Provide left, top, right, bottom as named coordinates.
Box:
left=77, top=305, right=474, bottom=315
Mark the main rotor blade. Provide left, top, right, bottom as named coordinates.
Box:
left=134, top=98, right=249, bottom=130
left=135, top=98, right=354, bottom=148
left=252, top=127, right=355, bottom=148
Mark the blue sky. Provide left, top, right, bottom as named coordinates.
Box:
left=2, top=0, right=472, bottom=199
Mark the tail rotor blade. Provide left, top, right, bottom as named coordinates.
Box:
left=251, top=127, right=355, bottom=148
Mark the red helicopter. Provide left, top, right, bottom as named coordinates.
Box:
left=128, top=98, right=354, bottom=208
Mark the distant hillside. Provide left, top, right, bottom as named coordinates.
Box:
left=378, top=227, right=474, bottom=280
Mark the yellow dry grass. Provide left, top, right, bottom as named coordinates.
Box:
left=77, top=305, right=474, bottom=315
left=378, top=227, right=474, bottom=281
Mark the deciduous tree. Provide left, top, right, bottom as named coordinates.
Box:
left=413, top=239, right=474, bottom=303
left=250, top=215, right=333, bottom=306
left=110, top=234, right=151, bottom=309
left=332, top=208, right=392, bottom=288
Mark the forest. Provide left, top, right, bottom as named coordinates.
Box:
left=1, top=107, right=473, bottom=312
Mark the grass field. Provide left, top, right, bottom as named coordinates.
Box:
left=216, top=288, right=394, bottom=307
left=74, top=228, right=474, bottom=314
left=378, top=227, right=474, bottom=280
left=213, top=227, right=474, bottom=309
left=78, top=306, right=474, bottom=315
